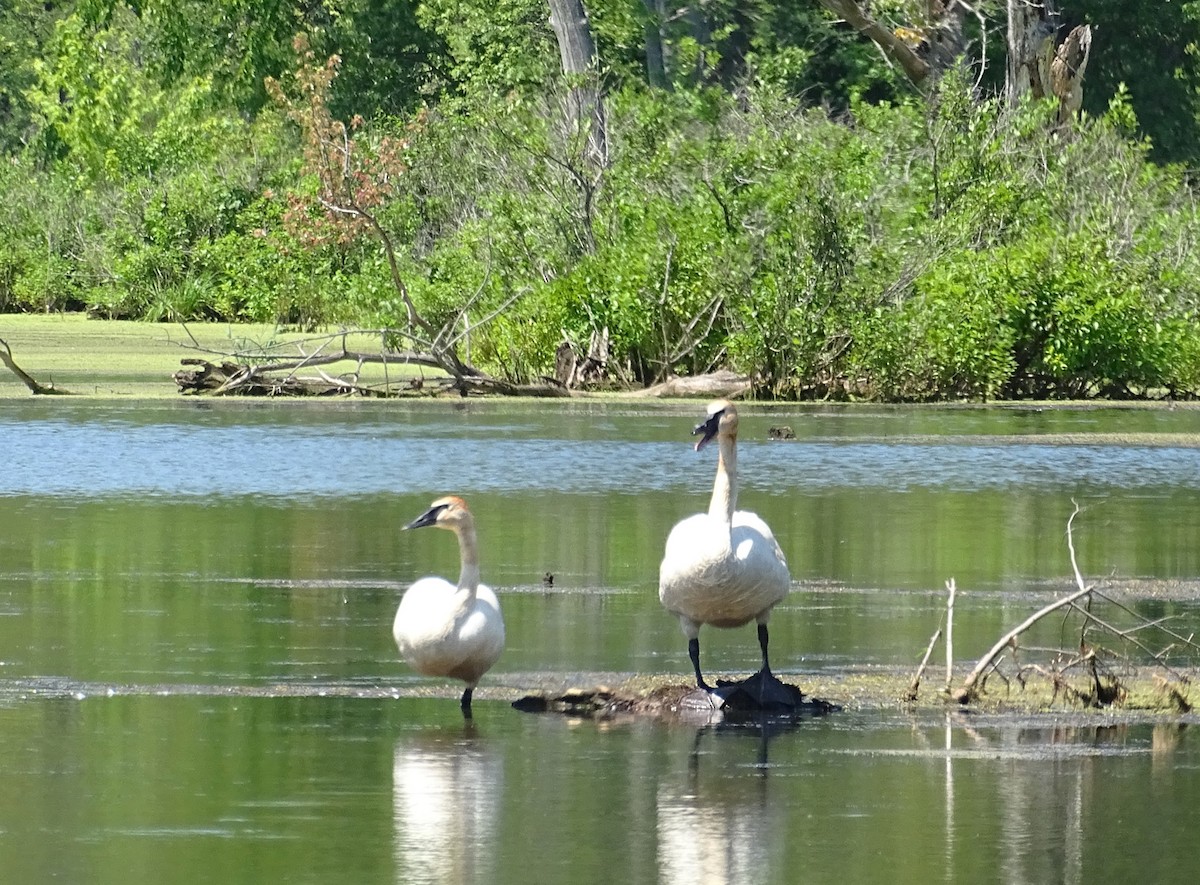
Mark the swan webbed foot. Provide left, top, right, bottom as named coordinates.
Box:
left=712, top=668, right=803, bottom=711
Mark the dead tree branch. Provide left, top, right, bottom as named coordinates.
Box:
left=953, top=503, right=1094, bottom=703
left=1065, top=600, right=1190, bottom=683
left=944, top=578, right=957, bottom=691
left=952, top=579, right=1095, bottom=704
left=951, top=502, right=1194, bottom=706
left=0, top=338, right=71, bottom=395
left=172, top=327, right=568, bottom=398
left=905, top=627, right=942, bottom=702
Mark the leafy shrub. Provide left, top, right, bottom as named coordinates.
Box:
left=850, top=253, right=1016, bottom=401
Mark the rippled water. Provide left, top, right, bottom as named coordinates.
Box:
left=7, top=400, right=1200, bottom=498
left=3, top=399, right=1200, bottom=884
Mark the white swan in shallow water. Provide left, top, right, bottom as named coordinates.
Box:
left=393, top=496, right=505, bottom=717
left=659, top=400, right=792, bottom=705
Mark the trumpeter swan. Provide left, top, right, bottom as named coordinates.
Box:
left=659, top=400, right=793, bottom=706
left=393, top=496, right=505, bottom=717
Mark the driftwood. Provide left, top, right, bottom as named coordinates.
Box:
left=947, top=503, right=1196, bottom=707
left=0, top=337, right=71, bottom=395
left=173, top=328, right=569, bottom=398
left=637, top=370, right=752, bottom=399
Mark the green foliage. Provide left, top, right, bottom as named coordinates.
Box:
left=5, top=2, right=1200, bottom=401
left=852, top=254, right=1017, bottom=401
left=25, top=6, right=251, bottom=182
left=314, top=0, right=445, bottom=121
left=0, top=156, right=89, bottom=312
left=136, top=0, right=307, bottom=113
left=416, top=0, right=558, bottom=95
left=0, top=0, right=66, bottom=153
left=996, top=232, right=1200, bottom=398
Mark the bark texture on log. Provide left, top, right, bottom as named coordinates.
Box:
left=637, top=370, right=752, bottom=399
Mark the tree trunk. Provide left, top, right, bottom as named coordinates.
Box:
left=640, top=0, right=669, bottom=89
left=1005, top=1, right=1092, bottom=123
left=547, top=0, right=607, bottom=166
left=1006, top=0, right=1057, bottom=102
left=1050, top=24, right=1092, bottom=125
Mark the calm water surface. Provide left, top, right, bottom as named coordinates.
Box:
left=3, top=399, right=1200, bottom=883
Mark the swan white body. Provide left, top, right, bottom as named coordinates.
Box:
left=659, top=400, right=790, bottom=692
left=393, top=496, right=505, bottom=716
left=660, top=511, right=789, bottom=630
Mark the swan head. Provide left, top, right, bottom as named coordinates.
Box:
left=692, top=399, right=738, bottom=451
left=404, top=496, right=473, bottom=532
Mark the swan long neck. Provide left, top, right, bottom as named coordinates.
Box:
left=453, top=524, right=481, bottom=593
left=708, top=432, right=738, bottom=524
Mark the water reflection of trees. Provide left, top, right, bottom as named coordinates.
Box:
left=933, top=717, right=1188, bottom=885
left=392, top=725, right=502, bottom=885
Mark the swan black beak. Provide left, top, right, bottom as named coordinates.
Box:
left=404, top=504, right=446, bottom=530
left=692, top=411, right=722, bottom=451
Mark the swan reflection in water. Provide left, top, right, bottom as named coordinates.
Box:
left=656, top=718, right=797, bottom=885
left=393, top=725, right=502, bottom=885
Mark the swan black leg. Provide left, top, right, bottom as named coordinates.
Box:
left=758, top=623, right=772, bottom=674
left=460, top=687, right=474, bottom=718
left=688, top=638, right=711, bottom=690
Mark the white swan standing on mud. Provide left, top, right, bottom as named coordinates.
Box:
left=393, top=496, right=505, bottom=717
left=658, top=400, right=794, bottom=706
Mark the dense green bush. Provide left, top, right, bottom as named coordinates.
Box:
left=5, top=3, right=1200, bottom=399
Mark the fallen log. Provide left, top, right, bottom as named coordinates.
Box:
left=172, top=326, right=573, bottom=398
left=637, top=370, right=753, bottom=399
left=174, top=358, right=396, bottom=397
left=174, top=356, right=571, bottom=398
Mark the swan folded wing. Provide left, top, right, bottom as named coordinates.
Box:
left=454, top=588, right=506, bottom=677
left=394, top=580, right=504, bottom=681
left=660, top=567, right=786, bottom=626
